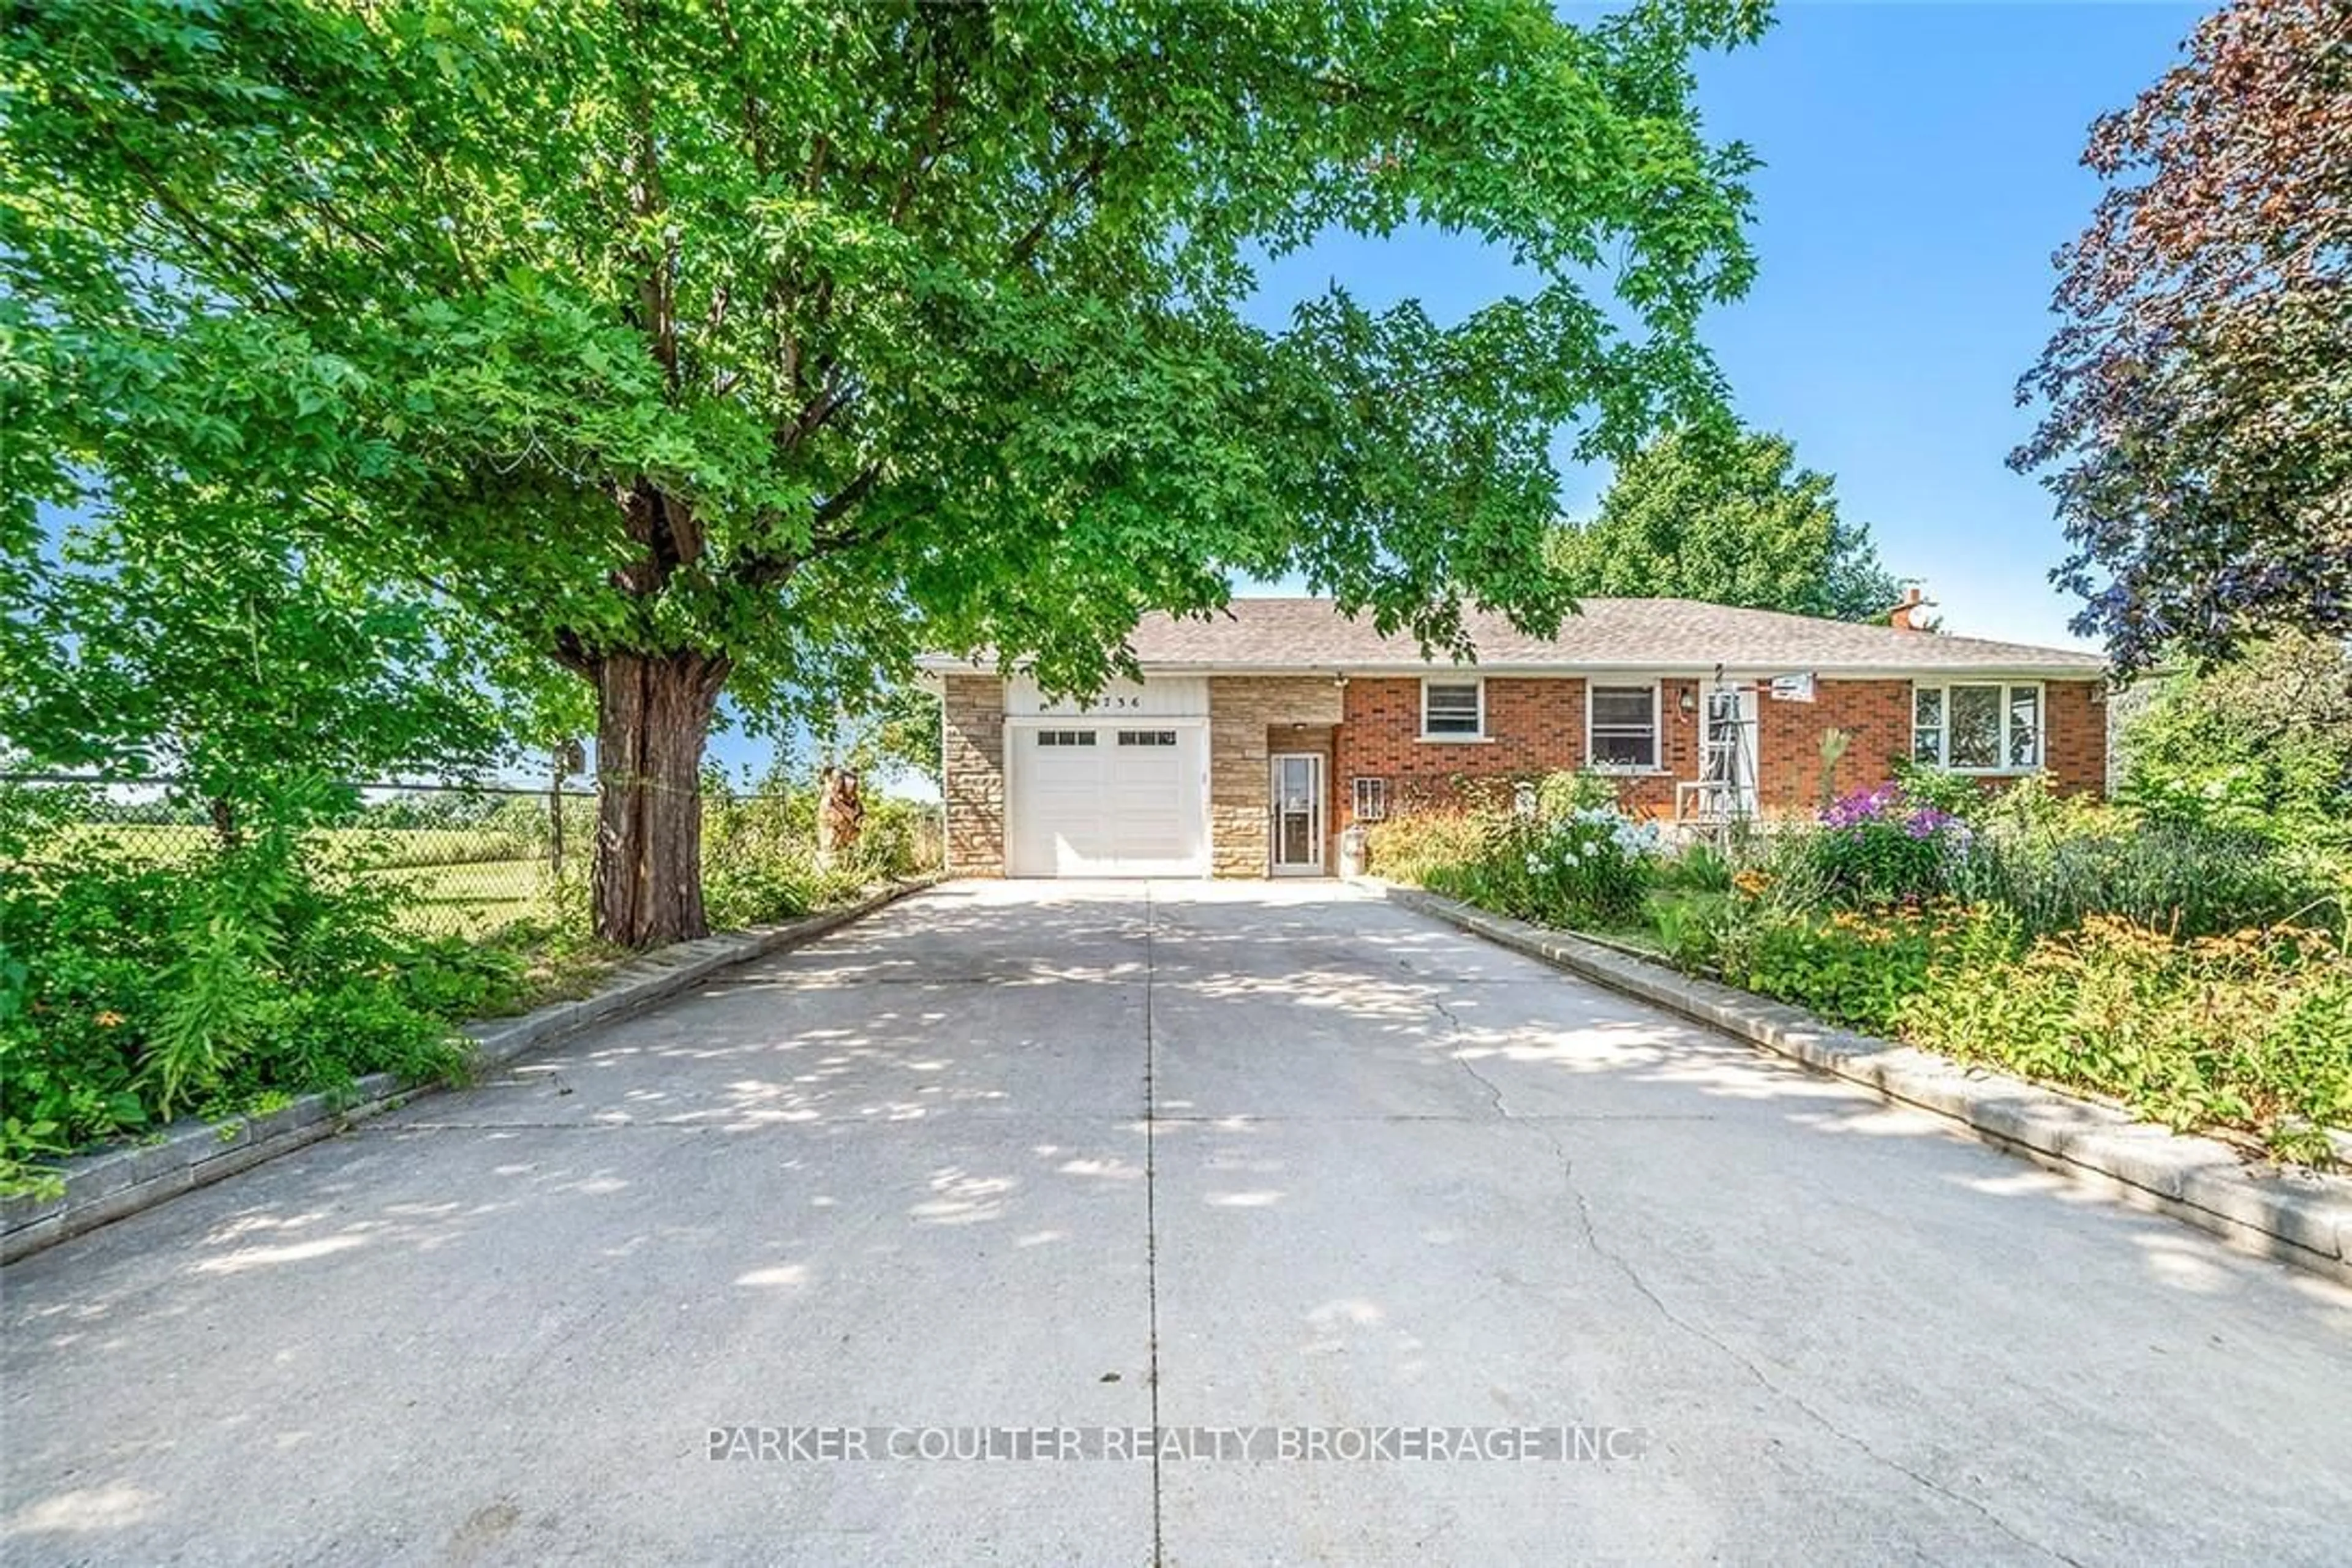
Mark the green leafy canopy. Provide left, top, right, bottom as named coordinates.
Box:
left=1548, top=424, right=1902, bottom=622
left=0, top=516, right=512, bottom=808
left=6, top=0, right=1767, bottom=714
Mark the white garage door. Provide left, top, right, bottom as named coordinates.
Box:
left=1006, top=723, right=1208, bottom=877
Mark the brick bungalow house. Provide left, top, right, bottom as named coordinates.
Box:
left=919, top=597, right=2108, bottom=878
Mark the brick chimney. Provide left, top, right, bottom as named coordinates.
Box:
left=1888, top=586, right=1931, bottom=631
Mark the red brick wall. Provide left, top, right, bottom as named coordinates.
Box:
left=1335, top=677, right=1579, bottom=817
left=2044, top=681, right=2106, bottom=796
left=1756, top=679, right=1912, bottom=812
left=1335, top=675, right=1681, bottom=821
left=1330, top=673, right=2109, bottom=826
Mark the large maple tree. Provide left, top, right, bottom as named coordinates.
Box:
left=7, top=0, right=1765, bottom=943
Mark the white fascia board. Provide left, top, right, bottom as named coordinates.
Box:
left=912, top=657, right=2106, bottom=681
left=1129, top=661, right=2107, bottom=682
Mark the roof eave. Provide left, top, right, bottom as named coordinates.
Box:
left=915, top=656, right=2106, bottom=680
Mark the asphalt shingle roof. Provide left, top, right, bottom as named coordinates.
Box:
left=1049, top=597, right=2106, bottom=676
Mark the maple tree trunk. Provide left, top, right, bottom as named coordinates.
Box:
left=592, top=649, right=725, bottom=948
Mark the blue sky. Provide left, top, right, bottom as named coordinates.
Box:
left=1243, top=0, right=2203, bottom=652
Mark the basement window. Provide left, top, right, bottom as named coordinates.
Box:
left=1420, top=678, right=1485, bottom=738
left=1352, top=777, right=1387, bottom=822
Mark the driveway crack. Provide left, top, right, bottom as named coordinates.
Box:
left=1426, top=992, right=2079, bottom=1568
left=1432, top=994, right=1510, bottom=1124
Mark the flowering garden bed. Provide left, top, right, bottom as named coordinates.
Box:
left=1368, top=769, right=2352, bottom=1166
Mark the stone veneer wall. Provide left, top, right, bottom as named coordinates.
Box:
left=1208, top=677, right=1344, bottom=876
left=941, top=674, right=1005, bottom=875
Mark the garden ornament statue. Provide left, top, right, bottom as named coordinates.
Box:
left=1818, top=728, right=1854, bottom=810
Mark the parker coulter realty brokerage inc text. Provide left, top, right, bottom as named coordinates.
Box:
left=707, top=1426, right=1651, bottom=1463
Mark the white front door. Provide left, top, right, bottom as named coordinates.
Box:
left=1701, top=684, right=1760, bottom=818
left=1006, top=722, right=1209, bottom=876
left=1268, top=753, right=1325, bottom=875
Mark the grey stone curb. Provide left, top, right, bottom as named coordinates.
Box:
left=0, top=879, right=937, bottom=1266
left=1372, top=879, right=2352, bottom=1287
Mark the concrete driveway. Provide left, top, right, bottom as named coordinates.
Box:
left=5, top=881, right=2349, bottom=1566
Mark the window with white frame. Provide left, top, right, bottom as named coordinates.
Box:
left=1352, top=777, right=1387, bottom=822
left=1420, top=678, right=1483, bottom=737
left=1587, top=684, right=1659, bottom=770
left=1913, top=683, right=2041, bottom=771
left=1036, top=729, right=1098, bottom=747
left=1116, top=729, right=1177, bottom=747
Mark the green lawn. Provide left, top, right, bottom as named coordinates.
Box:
left=357, top=858, right=555, bottom=939
left=46, top=822, right=538, bottom=871
left=16, top=825, right=559, bottom=941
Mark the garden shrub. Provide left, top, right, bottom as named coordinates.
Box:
left=1725, top=903, right=1964, bottom=1033
left=1764, top=782, right=1972, bottom=911
left=1657, top=842, right=1733, bottom=894
left=1420, top=807, right=1662, bottom=930
left=1649, top=889, right=1732, bottom=972
left=0, top=762, right=932, bottom=1194
left=2113, top=633, right=2352, bottom=856
left=1365, top=810, right=1494, bottom=887
left=703, top=856, right=826, bottom=929
left=1632, top=767, right=2351, bottom=1159
left=1904, top=916, right=2352, bottom=1163
left=859, top=795, right=944, bottom=877
left=1889, top=759, right=1987, bottom=820
left=1533, top=767, right=1623, bottom=818
left=698, top=781, right=934, bottom=929
left=0, top=784, right=491, bottom=1194
left=1951, top=816, right=2334, bottom=939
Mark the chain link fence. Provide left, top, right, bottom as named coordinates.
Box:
left=0, top=774, right=941, bottom=941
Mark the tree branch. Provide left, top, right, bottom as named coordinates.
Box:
left=709, top=0, right=775, bottom=180
left=551, top=627, right=598, bottom=678
left=1010, top=146, right=1114, bottom=268
left=615, top=481, right=704, bottom=595
left=889, top=74, right=960, bottom=227
left=777, top=375, right=856, bottom=454
left=101, top=134, right=296, bottom=312
left=622, top=6, right=679, bottom=390
left=812, top=463, right=882, bottom=529
left=725, top=465, right=887, bottom=589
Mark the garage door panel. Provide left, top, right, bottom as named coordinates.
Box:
left=1009, top=723, right=1207, bottom=877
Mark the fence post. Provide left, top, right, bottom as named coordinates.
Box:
left=549, top=748, right=565, bottom=878
left=548, top=738, right=588, bottom=881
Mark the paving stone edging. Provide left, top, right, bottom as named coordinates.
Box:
left=1374, top=880, right=2352, bottom=1287
left=0, top=880, right=936, bottom=1266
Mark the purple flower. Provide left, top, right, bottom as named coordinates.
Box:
left=1820, top=782, right=1901, bottom=829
